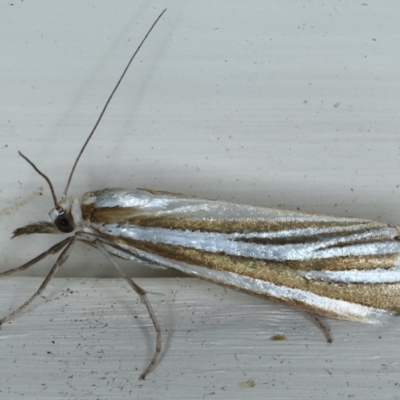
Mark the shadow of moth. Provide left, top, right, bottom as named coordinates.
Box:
left=2, top=9, right=400, bottom=380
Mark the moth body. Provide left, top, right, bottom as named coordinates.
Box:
left=23, top=187, right=400, bottom=326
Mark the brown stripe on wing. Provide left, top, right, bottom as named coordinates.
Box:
left=89, top=206, right=388, bottom=235
left=235, top=233, right=396, bottom=246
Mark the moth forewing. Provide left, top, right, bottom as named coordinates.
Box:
left=79, top=187, right=400, bottom=325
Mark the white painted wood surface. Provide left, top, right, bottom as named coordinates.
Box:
left=0, top=277, right=399, bottom=399
left=2, top=2, right=400, bottom=399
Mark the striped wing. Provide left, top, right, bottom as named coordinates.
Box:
left=82, top=188, right=400, bottom=323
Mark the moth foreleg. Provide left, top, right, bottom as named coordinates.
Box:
left=0, top=236, right=75, bottom=325
left=0, top=237, right=72, bottom=278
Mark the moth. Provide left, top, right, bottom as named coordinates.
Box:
left=2, top=9, right=400, bottom=380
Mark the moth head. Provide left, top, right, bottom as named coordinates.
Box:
left=12, top=152, right=76, bottom=238
left=13, top=198, right=76, bottom=238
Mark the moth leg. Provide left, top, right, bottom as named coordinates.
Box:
left=308, top=313, right=332, bottom=343
left=94, top=240, right=162, bottom=380
left=0, top=237, right=71, bottom=278
left=0, top=236, right=75, bottom=325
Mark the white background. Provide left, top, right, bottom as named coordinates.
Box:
left=1, top=1, right=400, bottom=399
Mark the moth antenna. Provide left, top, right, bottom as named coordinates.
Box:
left=18, top=151, right=59, bottom=209
left=63, top=9, right=167, bottom=198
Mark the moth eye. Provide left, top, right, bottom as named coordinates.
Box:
left=55, top=213, right=74, bottom=233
